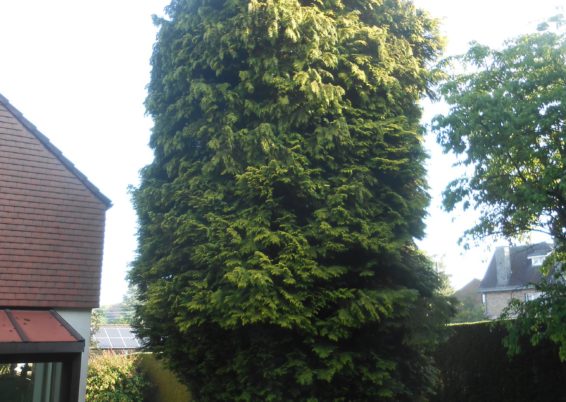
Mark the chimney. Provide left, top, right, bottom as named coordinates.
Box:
left=495, top=246, right=511, bottom=286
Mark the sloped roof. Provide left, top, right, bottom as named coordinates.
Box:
left=454, top=278, right=481, bottom=302
left=0, top=309, right=84, bottom=354
left=480, top=242, right=553, bottom=291
left=0, top=93, right=110, bottom=308
left=0, top=93, right=111, bottom=208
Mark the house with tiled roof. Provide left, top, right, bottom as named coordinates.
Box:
left=0, top=93, right=110, bottom=402
left=479, top=242, right=552, bottom=319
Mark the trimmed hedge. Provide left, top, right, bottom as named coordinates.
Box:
left=434, top=322, right=566, bottom=402
left=88, top=325, right=565, bottom=401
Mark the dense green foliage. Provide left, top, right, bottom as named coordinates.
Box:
left=433, top=322, right=566, bottom=402
left=432, top=18, right=566, bottom=360
left=451, top=296, right=485, bottom=324
left=503, top=279, right=566, bottom=360
left=130, top=0, right=452, bottom=400
left=450, top=279, right=484, bottom=323
left=86, top=353, right=148, bottom=402
left=433, top=19, right=566, bottom=244
left=138, top=354, right=192, bottom=402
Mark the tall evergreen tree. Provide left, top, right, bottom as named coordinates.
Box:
left=130, top=0, right=451, bottom=400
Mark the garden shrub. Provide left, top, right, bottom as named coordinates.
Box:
left=86, top=352, right=148, bottom=402
left=434, top=321, right=566, bottom=402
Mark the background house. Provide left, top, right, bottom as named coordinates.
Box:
left=0, top=94, right=110, bottom=401
left=454, top=278, right=481, bottom=303
left=479, top=242, right=552, bottom=319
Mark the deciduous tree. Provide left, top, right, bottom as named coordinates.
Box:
left=433, top=17, right=566, bottom=359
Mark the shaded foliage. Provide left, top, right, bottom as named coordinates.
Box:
left=138, top=354, right=192, bottom=402
left=503, top=278, right=566, bottom=360
left=451, top=296, right=485, bottom=324
left=433, top=322, right=566, bottom=402
left=131, top=0, right=452, bottom=400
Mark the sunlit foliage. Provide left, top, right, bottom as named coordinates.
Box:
left=131, top=0, right=451, bottom=400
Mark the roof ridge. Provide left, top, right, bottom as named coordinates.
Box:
left=510, top=241, right=552, bottom=250
left=480, top=241, right=553, bottom=290
left=0, top=93, right=112, bottom=208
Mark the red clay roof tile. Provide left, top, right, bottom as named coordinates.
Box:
left=0, top=94, right=110, bottom=309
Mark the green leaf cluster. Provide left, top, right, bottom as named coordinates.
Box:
left=503, top=279, right=566, bottom=361
left=433, top=21, right=566, bottom=244
left=433, top=17, right=566, bottom=361
left=451, top=297, right=485, bottom=324
left=86, top=353, right=148, bottom=402
left=130, top=0, right=451, bottom=400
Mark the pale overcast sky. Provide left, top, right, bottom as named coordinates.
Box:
left=0, top=0, right=562, bottom=304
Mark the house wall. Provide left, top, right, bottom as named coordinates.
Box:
left=0, top=96, right=108, bottom=402
left=484, top=289, right=537, bottom=319
left=0, top=101, right=107, bottom=308
left=58, top=309, right=92, bottom=402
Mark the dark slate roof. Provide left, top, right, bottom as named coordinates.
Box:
left=480, top=242, right=553, bottom=290
left=0, top=93, right=112, bottom=209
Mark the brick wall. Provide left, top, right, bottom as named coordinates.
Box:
left=484, top=289, right=536, bottom=319
left=0, top=100, right=109, bottom=308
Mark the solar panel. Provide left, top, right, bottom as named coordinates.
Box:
left=123, top=338, right=140, bottom=349
left=96, top=337, right=112, bottom=349
left=105, top=328, right=121, bottom=337
left=108, top=337, right=126, bottom=348
left=119, top=328, right=134, bottom=337
left=93, top=326, right=142, bottom=350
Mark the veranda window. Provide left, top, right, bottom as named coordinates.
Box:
left=0, top=310, right=83, bottom=402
